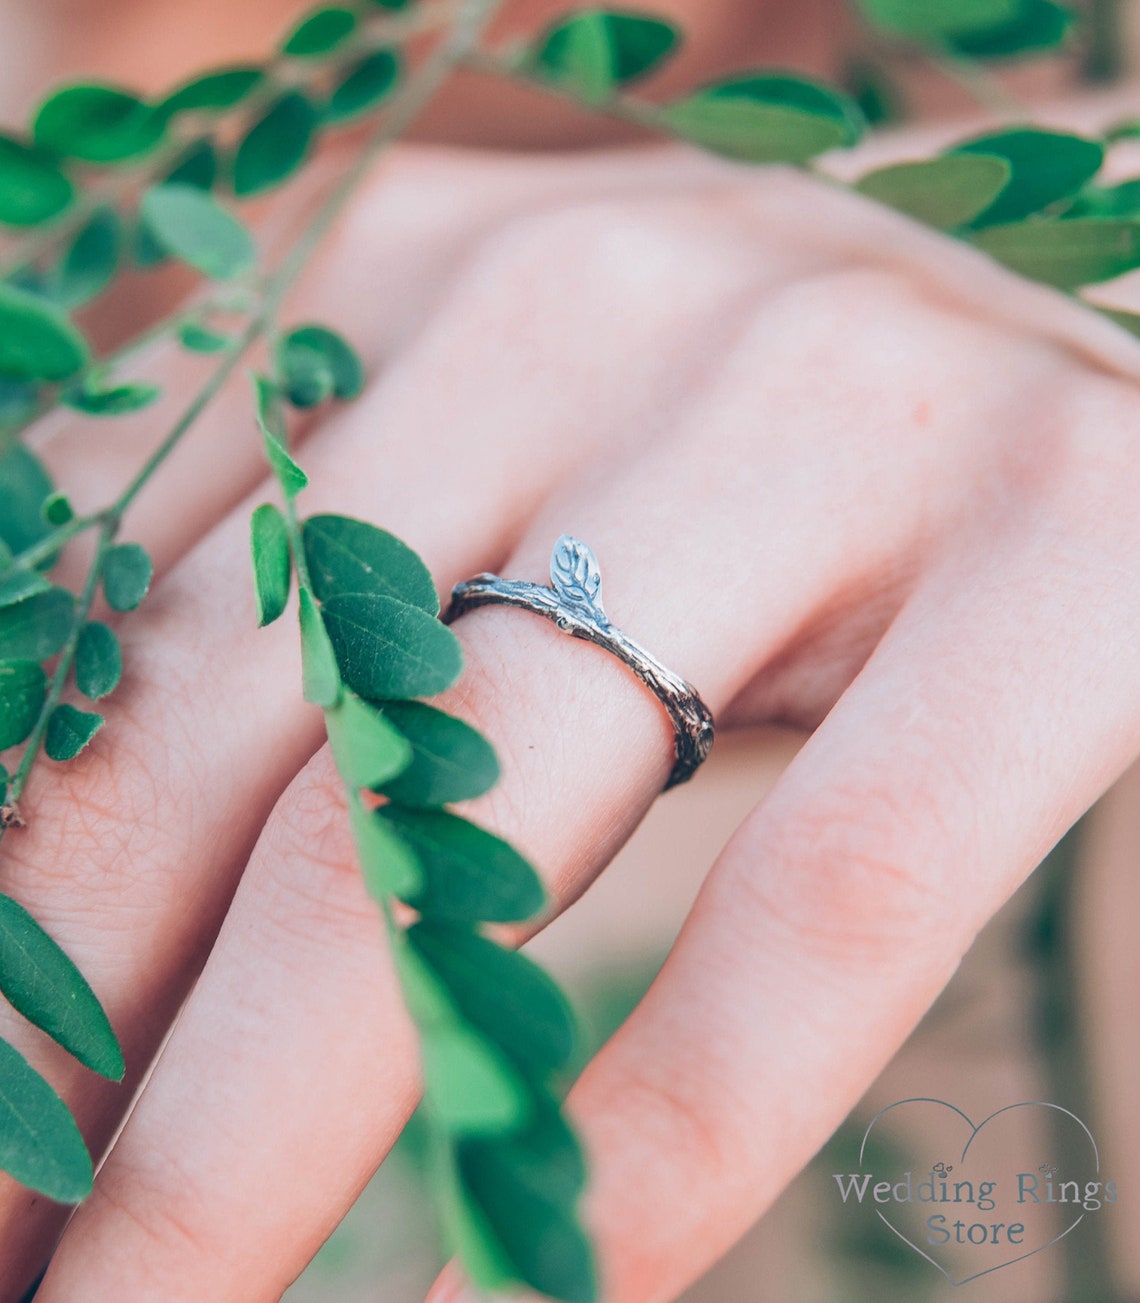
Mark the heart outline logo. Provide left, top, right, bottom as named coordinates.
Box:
left=858, top=1098, right=1100, bottom=1287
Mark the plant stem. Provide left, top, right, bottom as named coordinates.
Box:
left=0, top=518, right=117, bottom=838
left=1, top=0, right=505, bottom=841
left=927, top=49, right=1024, bottom=116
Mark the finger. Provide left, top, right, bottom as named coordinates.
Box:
left=0, top=182, right=797, bottom=1298
left=29, top=263, right=1065, bottom=1297
left=432, top=477, right=1140, bottom=1303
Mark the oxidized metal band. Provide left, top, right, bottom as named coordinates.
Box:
left=446, top=536, right=715, bottom=789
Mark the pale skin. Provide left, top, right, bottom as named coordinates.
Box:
left=2, top=3, right=1140, bottom=1302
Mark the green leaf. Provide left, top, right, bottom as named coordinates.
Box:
left=74, top=622, right=121, bottom=701
left=409, top=922, right=576, bottom=1075
left=948, top=0, right=1076, bottom=59
left=0, top=589, right=74, bottom=660
left=0, top=378, right=39, bottom=429
left=422, top=1023, right=530, bottom=1135
left=0, top=894, right=124, bottom=1079
left=457, top=1140, right=597, bottom=1302
left=0, top=135, right=73, bottom=228
left=254, top=375, right=309, bottom=498
left=377, top=700, right=499, bottom=807
left=1068, top=177, right=1140, bottom=219
left=952, top=128, right=1104, bottom=227
left=326, top=50, right=401, bottom=123
left=0, top=283, right=88, bottom=381
left=379, top=807, right=546, bottom=923
left=299, top=588, right=342, bottom=707
left=972, top=217, right=1140, bottom=289
left=178, top=322, right=232, bottom=353
left=102, top=542, right=152, bottom=612
left=0, top=446, right=53, bottom=555
left=45, top=704, right=104, bottom=761
left=41, top=492, right=73, bottom=527
left=394, top=937, right=529, bottom=1133
left=283, top=5, right=357, bottom=57
left=350, top=801, right=422, bottom=898
left=856, top=0, right=1020, bottom=37
left=277, top=324, right=364, bottom=407
left=0, top=661, right=46, bottom=750
left=662, top=73, right=862, bottom=164
left=460, top=1098, right=587, bottom=1208
left=855, top=154, right=1011, bottom=229
left=231, top=91, right=319, bottom=197
left=0, top=567, right=50, bottom=610
left=303, top=514, right=438, bottom=612
left=532, top=10, right=681, bottom=101
left=250, top=503, right=291, bottom=627
left=326, top=692, right=412, bottom=789
left=0, top=1037, right=93, bottom=1202
left=51, top=208, right=121, bottom=308
left=33, top=83, right=163, bottom=164
left=141, top=184, right=256, bottom=280
left=133, top=142, right=219, bottom=267
left=322, top=593, right=462, bottom=700
left=157, top=66, right=264, bottom=119
left=62, top=380, right=160, bottom=417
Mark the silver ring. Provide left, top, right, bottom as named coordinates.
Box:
left=446, top=536, right=715, bottom=789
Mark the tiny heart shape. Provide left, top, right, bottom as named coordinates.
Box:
left=837, top=1098, right=1104, bottom=1286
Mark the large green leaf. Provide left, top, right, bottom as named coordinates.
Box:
left=50, top=208, right=122, bottom=308
left=0, top=136, right=73, bottom=228
left=857, top=0, right=1020, bottom=36
left=972, top=217, right=1140, bottom=288
left=322, top=593, right=461, bottom=700
left=282, top=5, right=357, bottom=57
left=855, top=154, right=1011, bottom=230
left=249, top=503, right=291, bottom=627
left=303, top=514, right=437, bottom=612
left=140, top=184, right=256, bottom=280
left=953, top=128, right=1104, bottom=227
left=157, top=66, right=264, bottom=119
left=376, top=700, right=499, bottom=807
left=379, top=807, right=546, bottom=923
left=325, top=692, right=411, bottom=790
left=326, top=50, right=401, bottom=123
left=0, top=894, right=123, bottom=1079
left=458, top=1139, right=598, bottom=1302
left=0, top=660, right=46, bottom=750
left=532, top=10, right=680, bottom=101
left=277, top=325, right=364, bottom=408
left=44, top=704, right=104, bottom=762
left=0, top=283, right=88, bottom=382
left=408, top=922, right=576, bottom=1075
left=0, top=1037, right=93, bottom=1201
left=662, top=73, right=861, bottom=164
left=102, top=543, right=152, bottom=612
left=33, top=83, right=163, bottom=163
left=0, top=446, right=54, bottom=555
left=0, top=589, right=74, bottom=661
left=74, top=622, right=121, bottom=701
left=948, top=0, right=1076, bottom=59
left=231, top=91, right=319, bottom=196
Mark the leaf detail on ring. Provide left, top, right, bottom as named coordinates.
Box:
left=549, top=535, right=604, bottom=620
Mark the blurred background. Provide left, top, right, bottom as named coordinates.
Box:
left=4, top=0, right=1140, bottom=1297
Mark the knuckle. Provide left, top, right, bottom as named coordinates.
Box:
left=732, top=780, right=964, bottom=965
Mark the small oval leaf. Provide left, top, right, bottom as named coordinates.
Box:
left=322, top=593, right=461, bottom=700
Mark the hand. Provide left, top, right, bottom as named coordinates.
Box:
left=4, top=137, right=1139, bottom=1303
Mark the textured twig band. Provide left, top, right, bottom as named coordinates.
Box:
left=446, top=536, right=715, bottom=789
